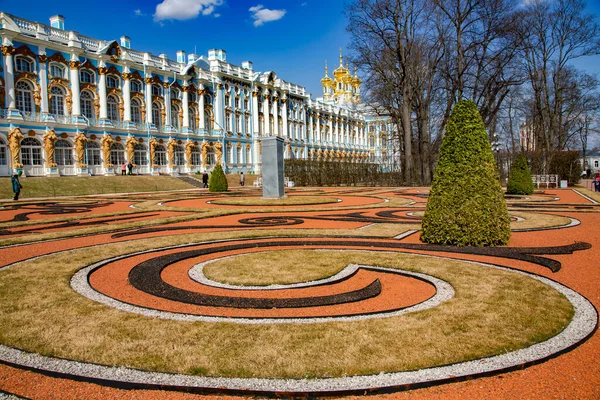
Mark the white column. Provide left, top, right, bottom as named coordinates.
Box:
left=274, top=98, right=280, bottom=136
left=70, top=60, right=81, bottom=116
left=164, top=81, right=172, bottom=129
left=252, top=91, right=259, bottom=134
left=328, top=117, right=333, bottom=143
left=38, top=54, right=49, bottom=114
left=282, top=97, right=288, bottom=138
left=215, top=84, right=223, bottom=133
left=264, top=94, right=270, bottom=135
left=145, top=77, right=152, bottom=125
left=198, top=87, right=205, bottom=131
left=334, top=117, right=339, bottom=143
left=182, top=82, right=190, bottom=131
left=308, top=113, right=313, bottom=142
left=123, top=73, right=131, bottom=122
left=316, top=114, right=321, bottom=143
left=98, top=67, right=107, bottom=120
left=2, top=46, right=16, bottom=110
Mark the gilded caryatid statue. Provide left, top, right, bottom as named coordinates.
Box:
left=8, top=127, right=24, bottom=168
left=185, top=140, right=195, bottom=168
left=149, top=137, right=158, bottom=167
left=125, top=136, right=136, bottom=165
left=74, top=132, right=87, bottom=167
left=101, top=134, right=114, bottom=168
left=201, top=142, right=209, bottom=169
left=214, top=142, right=223, bottom=165
left=167, top=138, right=177, bottom=168
left=43, top=129, right=58, bottom=167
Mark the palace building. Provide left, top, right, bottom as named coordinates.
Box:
left=0, top=12, right=396, bottom=178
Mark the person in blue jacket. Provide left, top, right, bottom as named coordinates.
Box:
left=11, top=172, right=23, bottom=200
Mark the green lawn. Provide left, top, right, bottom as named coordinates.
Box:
left=0, top=176, right=195, bottom=199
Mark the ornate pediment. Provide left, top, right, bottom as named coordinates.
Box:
left=81, top=59, right=98, bottom=72
left=48, top=52, right=69, bottom=65
left=14, top=45, right=37, bottom=59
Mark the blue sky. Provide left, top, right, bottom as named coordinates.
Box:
left=1, top=0, right=600, bottom=99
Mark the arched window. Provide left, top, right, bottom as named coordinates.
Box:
left=0, top=137, right=7, bottom=167
left=49, top=64, right=65, bottom=79
left=131, top=98, right=142, bottom=124
left=171, top=88, right=180, bottom=100
left=134, top=143, right=147, bottom=166
left=205, top=111, right=212, bottom=132
left=54, top=140, right=73, bottom=166
left=206, top=146, right=216, bottom=166
left=110, top=142, right=125, bottom=165
left=15, top=56, right=34, bottom=72
left=87, top=141, right=101, bottom=166
left=80, top=91, right=94, bottom=119
left=16, top=80, right=34, bottom=113
left=106, top=75, right=119, bottom=89
left=204, top=94, right=212, bottom=105
left=155, top=144, right=167, bottom=165
left=171, top=105, right=180, bottom=129
left=191, top=145, right=201, bottom=166
left=152, top=103, right=162, bottom=128
left=235, top=114, right=241, bottom=133
left=175, top=145, right=185, bottom=166
left=130, top=80, right=142, bottom=93
left=152, top=84, right=162, bottom=96
left=49, top=86, right=65, bottom=116
left=245, top=146, right=251, bottom=164
left=236, top=146, right=242, bottom=164
left=189, top=107, right=197, bottom=132
left=226, top=145, right=232, bottom=164
left=188, top=91, right=196, bottom=103
left=107, top=94, right=119, bottom=122
left=21, top=138, right=42, bottom=166
left=80, top=70, right=95, bottom=84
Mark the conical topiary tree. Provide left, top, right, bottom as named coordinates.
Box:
left=208, top=164, right=228, bottom=192
left=421, top=100, right=510, bottom=246
left=506, top=154, right=534, bottom=195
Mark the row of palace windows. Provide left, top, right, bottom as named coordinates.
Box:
left=1, top=137, right=255, bottom=167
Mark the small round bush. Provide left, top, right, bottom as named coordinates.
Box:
left=208, top=164, right=228, bottom=192
left=507, top=154, right=534, bottom=195
left=421, top=100, right=510, bottom=246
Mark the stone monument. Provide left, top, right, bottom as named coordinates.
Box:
left=261, top=136, right=286, bottom=199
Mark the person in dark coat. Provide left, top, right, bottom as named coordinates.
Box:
left=11, top=172, right=23, bottom=200
left=202, top=171, right=209, bottom=188
left=127, top=162, right=133, bottom=175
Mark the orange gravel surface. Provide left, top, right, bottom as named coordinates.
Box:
left=0, top=200, right=136, bottom=223
left=166, top=194, right=386, bottom=209
left=1, top=187, right=599, bottom=399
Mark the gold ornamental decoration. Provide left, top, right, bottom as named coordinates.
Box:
left=214, top=141, right=223, bottom=165
left=167, top=138, right=177, bottom=168
left=185, top=140, right=196, bottom=168
left=74, top=133, right=87, bottom=168
left=101, top=134, right=114, bottom=168
left=149, top=137, right=158, bottom=168
left=8, top=127, right=24, bottom=168
left=201, top=142, right=209, bottom=169
left=1, top=46, right=15, bottom=56
left=125, top=136, right=136, bottom=164
left=43, top=129, right=58, bottom=168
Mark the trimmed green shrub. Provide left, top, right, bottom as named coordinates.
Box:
left=421, top=100, right=510, bottom=246
left=507, top=154, right=534, bottom=195
left=208, top=164, right=228, bottom=192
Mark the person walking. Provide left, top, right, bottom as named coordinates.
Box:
left=121, top=162, right=127, bottom=176
left=239, top=171, right=245, bottom=187
left=127, top=162, right=133, bottom=175
left=202, top=171, right=209, bottom=188
left=595, top=173, right=600, bottom=192
left=11, top=172, right=23, bottom=200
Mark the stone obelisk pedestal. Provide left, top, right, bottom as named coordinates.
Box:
left=261, top=136, right=286, bottom=199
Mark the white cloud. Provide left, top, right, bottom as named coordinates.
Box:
left=249, top=4, right=286, bottom=27
left=134, top=9, right=146, bottom=17
left=154, top=0, right=223, bottom=22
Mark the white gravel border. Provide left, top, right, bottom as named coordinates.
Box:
left=0, top=252, right=595, bottom=393
left=512, top=217, right=580, bottom=232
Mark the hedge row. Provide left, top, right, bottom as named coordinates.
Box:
left=284, top=159, right=402, bottom=187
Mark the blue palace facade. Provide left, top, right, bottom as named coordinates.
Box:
left=0, top=12, right=396, bottom=177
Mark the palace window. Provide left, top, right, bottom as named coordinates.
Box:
left=226, top=145, right=232, bottom=163
left=175, top=145, right=185, bottom=166
left=234, top=97, right=240, bottom=109
left=106, top=75, right=119, bottom=89
left=110, top=142, right=125, bottom=165
left=171, top=88, right=180, bottom=100
left=369, top=136, right=375, bottom=147
left=131, top=99, right=142, bottom=124
left=134, top=144, right=148, bottom=165
left=130, top=80, right=143, bottom=93
left=15, top=56, right=34, bottom=72
left=49, top=64, right=65, bottom=79
left=54, top=140, right=73, bottom=166
left=155, top=145, right=167, bottom=166
left=16, top=80, right=34, bottom=113
left=49, top=86, right=65, bottom=116
left=225, top=112, right=231, bottom=131
left=80, top=91, right=94, bottom=120
left=80, top=70, right=95, bottom=84
left=236, top=146, right=242, bottom=164
left=152, top=103, right=162, bottom=128
left=225, top=95, right=230, bottom=107
left=246, top=146, right=251, bottom=164
left=188, top=91, right=196, bottom=103
left=243, top=99, right=249, bottom=110
left=171, top=105, right=180, bottom=129
left=152, top=84, right=162, bottom=96
left=189, top=107, right=197, bottom=132
left=107, top=94, right=120, bottom=122
left=245, top=116, right=250, bottom=133
left=204, top=94, right=212, bottom=105
left=382, top=136, right=387, bottom=147
left=20, top=138, right=42, bottom=166
left=235, top=114, right=241, bottom=133
left=0, top=137, right=6, bottom=166
left=191, top=146, right=201, bottom=166
left=88, top=141, right=102, bottom=166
